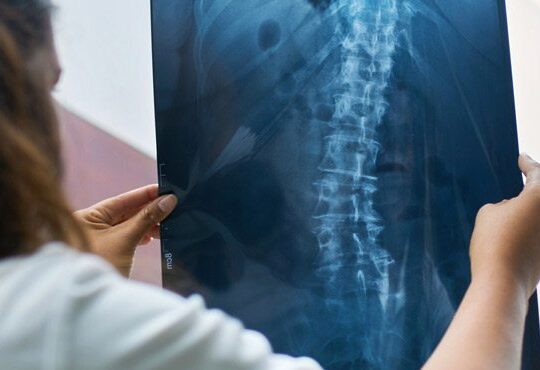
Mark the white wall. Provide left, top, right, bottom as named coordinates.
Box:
left=507, top=0, right=540, bottom=161
left=52, top=0, right=540, bottom=161
left=52, top=0, right=156, bottom=157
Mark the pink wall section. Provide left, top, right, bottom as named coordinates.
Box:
left=57, top=105, right=162, bottom=286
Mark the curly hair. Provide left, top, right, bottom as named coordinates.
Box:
left=0, top=1, right=87, bottom=258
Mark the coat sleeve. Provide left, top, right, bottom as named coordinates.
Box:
left=62, top=254, right=323, bottom=370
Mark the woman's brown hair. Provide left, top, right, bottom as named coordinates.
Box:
left=0, top=2, right=87, bottom=258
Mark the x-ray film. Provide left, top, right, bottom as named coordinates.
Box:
left=151, top=1, right=540, bottom=369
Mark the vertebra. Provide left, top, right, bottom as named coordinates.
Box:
left=312, top=0, right=399, bottom=311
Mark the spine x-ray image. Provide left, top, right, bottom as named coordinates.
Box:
left=151, top=1, right=540, bottom=369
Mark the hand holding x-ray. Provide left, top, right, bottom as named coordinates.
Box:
left=471, top=154, right=540, bottom=296
left=74, top=185, right=177, bottom=276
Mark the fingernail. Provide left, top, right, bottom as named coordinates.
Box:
left=522, top=152, right=532, bottom=159
left=158, top=195, right=178, bottom=213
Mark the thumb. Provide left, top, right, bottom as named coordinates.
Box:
left=519, top=153, right=540, bottom=185
left=123, top=194, right=178, bottom=244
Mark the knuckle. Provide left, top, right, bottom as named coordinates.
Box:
left=479, top=203, right=495, bottom=212
left=73, top=209, right=86, bottom=221
left=476, top=203, right=494, bottom=220
left=85, top=207, right=113, bottom=225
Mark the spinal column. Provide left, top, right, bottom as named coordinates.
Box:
left=312, top=0, right=398, bottom=311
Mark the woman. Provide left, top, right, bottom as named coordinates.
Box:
left=1, top=1, right=539, bottom=369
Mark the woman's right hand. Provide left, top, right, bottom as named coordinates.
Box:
left=470, top=154, right=540, bottom=297
left=74, top=185, right=177, bottom=277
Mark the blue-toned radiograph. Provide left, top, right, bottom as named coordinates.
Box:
left=151, top=1, right=540, bottom=369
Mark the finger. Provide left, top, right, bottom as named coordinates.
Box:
left=519, top=154, right=540, bottom=184
left=149, top=225, right=161, bottom=239
left=139, top=226, right=161, bottom=245
left=123, top=194, right=177, bottom=245
left=138, top=225, right=161, bottom=246
left=92, top=184, right=159, bottom=225
left=138, top=226, right=161, bottom=246
left=139, top=235, right=154, bottom=246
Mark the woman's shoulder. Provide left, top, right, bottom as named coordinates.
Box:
left=0, top=242, right=187, bottom=308
left=0, top=242, right=118, bottom=289
left=0, top=242, right=203, bottom=322
left=0, top=242, right=204, bottom=369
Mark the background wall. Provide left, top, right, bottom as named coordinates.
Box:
left=507, top=0, right=540, bottom=160
left=51, top=0, right=540, bottom=285
left=52, top=0, right=155, bottom=157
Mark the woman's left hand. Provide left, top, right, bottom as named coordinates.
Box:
left=74, top=184, right=177, bottom=277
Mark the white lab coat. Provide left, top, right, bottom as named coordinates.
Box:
left=0, top=243, right=322, bottom=370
